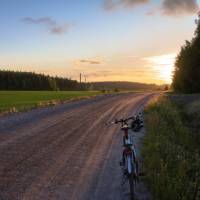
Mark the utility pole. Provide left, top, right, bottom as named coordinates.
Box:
left=80, top=73, right=82, bottom=83
left=84, top=75, right=87, bottom=83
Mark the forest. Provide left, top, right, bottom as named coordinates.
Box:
left=0, top=70, right=87, bottom=91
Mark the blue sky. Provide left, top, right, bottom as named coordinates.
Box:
left=0, top=0, right=200, bottom=83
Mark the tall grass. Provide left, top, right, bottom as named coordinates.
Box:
left=142, top=97, right=200, bottom=200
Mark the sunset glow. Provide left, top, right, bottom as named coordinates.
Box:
left=0, top=0, right=199, bottom=84
left=146, top=54, right=176, bottom=83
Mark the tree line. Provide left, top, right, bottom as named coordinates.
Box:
left=173, top=13, right=200, bottom=93
left=90, top=81, right=161, bottom=91
left=0, top=70, right=163, bottom=92
left=0, top=70, right=87, bottom=91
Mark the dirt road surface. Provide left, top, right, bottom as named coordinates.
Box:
left=0, top=93, right=155, bottom=200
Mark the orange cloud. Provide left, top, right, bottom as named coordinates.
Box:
left=74, top=59, right=102, bottom=65
left=79, top=59, right=101, bottom=65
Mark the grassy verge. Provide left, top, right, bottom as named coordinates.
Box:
left=142, top=96, right=200, bottom=200
left=0, top=91, right=102, bottom=113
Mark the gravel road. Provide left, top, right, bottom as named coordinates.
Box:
left=0, top=93, right=155, bottom=200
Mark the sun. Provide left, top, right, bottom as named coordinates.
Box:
left=147, top=54, right=176, bottom=83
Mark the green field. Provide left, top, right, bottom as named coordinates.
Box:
left=0, top=91, right=102, bottom=112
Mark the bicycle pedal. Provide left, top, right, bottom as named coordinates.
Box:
left=119, top=161, right=123, bottom=166
left=121, top=176, right=127, bottom=186
left=123, top=170, right=128, bottom=176
left=121, top=180, right=126, bottom=186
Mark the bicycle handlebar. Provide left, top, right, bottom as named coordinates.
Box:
left=106, top=116, right=135, bottom=126
left=115, top=116, right=135, bottom=124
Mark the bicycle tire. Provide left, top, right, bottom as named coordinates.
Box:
left=126, top=151, right=136, bottom=200
left=129, top=172, right=135, bottom=200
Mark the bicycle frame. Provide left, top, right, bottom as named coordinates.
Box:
left=123, top=130, right=136, bottom=173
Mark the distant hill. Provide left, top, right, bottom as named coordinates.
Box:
left=89, top=81, right=160, bottom=91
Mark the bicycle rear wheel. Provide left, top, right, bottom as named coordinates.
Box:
left=129, top=173, right=135, bottom=200
left=126, top=153, right=136, bottom=200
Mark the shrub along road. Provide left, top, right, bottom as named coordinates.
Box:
left=0, top=93, right=156, bottom=200
left=143, top=95, right=200, bottom=200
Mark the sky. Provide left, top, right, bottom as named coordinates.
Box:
left=0, top=0, right=200, bottom=84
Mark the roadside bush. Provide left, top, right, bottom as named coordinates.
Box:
left=142, top=97, right=200, bottom=200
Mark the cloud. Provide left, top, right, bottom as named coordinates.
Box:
left=121, top=0, right=149, bottom=7
left=162, top=0, right=199, bottom=16
left=76, top=59, right=102, bottom=65
left=22, top=17, right=71, bottom=35
left=146, top=6, right=159, bottom=16
left=103, top=0, right=117, bottom=10
left=103, top=0, right=149, bottom=11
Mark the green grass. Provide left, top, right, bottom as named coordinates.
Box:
left=0, top=91, right=102, bottom=112
left=142, top=96, right=200, bottom=200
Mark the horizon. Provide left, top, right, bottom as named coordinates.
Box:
left=1, top=0, right=200, bottom=84
left=0, top=69, right=168, bottom=86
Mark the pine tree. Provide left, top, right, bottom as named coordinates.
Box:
left=173, top=13, right=200, bottom=93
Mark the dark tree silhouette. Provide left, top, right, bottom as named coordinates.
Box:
left=0, top=70, right=87, bottom=91
left=173, top=13, right=200, bottom=93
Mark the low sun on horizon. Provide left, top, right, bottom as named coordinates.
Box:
left=146, top=54, right=176, bottom=84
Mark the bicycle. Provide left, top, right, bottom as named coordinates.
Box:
left=107, top=116, right=140, bottom=200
